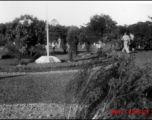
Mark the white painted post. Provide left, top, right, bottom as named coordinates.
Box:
left=46, top=2, right=49, bottom=61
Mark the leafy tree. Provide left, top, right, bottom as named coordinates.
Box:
left=49, top=25, right=60, bottom=43
left=117, top=25, right=129, bottom=35
left=66, top=26, right=79, bottom=61
left=58, top=26, right=69, bottom=53
left=79, top=26, right=90, bottom=53
left=0, top=23, right=7, bottom=35
left=0, top=23, right=7, bottom=46
left=5, top=20, right=29, bottom=65
left=127, top=20, right=152, bottom=49
left=67, top=26, right=79, bottom=52
left=88, top=14, right=106, bottom=38
left=79, top=26, right=87, bottom=44
left=0, top=34, right=6, bottom=46
left=103, top=15, right=117, bottom=35
left=128, top=22, right=150, bottom=39
left=86, top=14, right=117, bottom=43
left=5, top=14, right=46, bottom=59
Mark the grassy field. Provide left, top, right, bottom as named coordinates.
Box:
left=0, top=45, right=152, bottom=118
left=0, top=72, right=76, bottom=104
left=134, top=50, right=152, bottom=68
left=0, top=50, right=152, bottom=105
left=0, top=72, right=76, bottom=119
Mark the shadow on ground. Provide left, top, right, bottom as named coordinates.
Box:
left=0, top=75, right=25, bottom=80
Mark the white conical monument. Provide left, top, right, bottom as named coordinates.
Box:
left=35, top=56, right=61, bottom=63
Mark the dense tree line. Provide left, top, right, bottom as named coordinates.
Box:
left=128, top=20, right=152, bottom=49
left=0, top=14, right=152, bottom=63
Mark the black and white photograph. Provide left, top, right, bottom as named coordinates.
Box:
left=0, top=1, right=152, bottom=119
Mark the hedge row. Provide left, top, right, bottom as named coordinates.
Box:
left=0, top=57, right=111, bottom=73
left=0, top=64, right=80, bottom=73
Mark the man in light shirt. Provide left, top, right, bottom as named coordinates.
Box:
left=129, top=33, right=135, bottom=51
left=121, top=32, right=130, bottom=53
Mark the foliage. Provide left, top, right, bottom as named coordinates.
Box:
left=0, top=34, right=6, bottom=46
left=79, top=26, right=88, bottom=44
left=4, top=18, right=29, bottom=65
left=0, top=23, right=7, bottom=35
left=66, top=26, right=79, bottom=54
left=5, top=15, right=46, bottom=57
left=79, top=26, right=91, bottom=53
left=128, top=22, right=152, bottom=39
left=65, top=49, right=152, bottom=119
left=5, top=41, right=27, bottom=65
left=49, top=25, right=69, bottom=53
left=49, top=25, right=60, bottom=43
left=30, top=43, right=46, bottom=58
left=117, top=25, right=129, bottom=35
left=60, top=39, right=68, bottom=53
left=49, top=25, right=68, bottom=42
left=86, top=14, right=117, bottom=43
left=0, top=23, right=7, bottom=46
left=0, top=62, right=81, bottom=73
left=126, top=18, right=152, bottom=49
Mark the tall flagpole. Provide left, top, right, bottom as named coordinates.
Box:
left=46, top=2, right=49, bottom=60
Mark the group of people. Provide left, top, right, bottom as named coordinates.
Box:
left=121, top=32, right=135, bottom=53
left=66, top=32, right=135, bottom=62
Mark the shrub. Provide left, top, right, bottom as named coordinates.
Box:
left=5, top=41, right=27, bottom=65
left=65, top=49, right=152, bottom=119
left=61, top=40, right=68, bottom=53
left=0, top=34, right=6, bottom=46
left=32, top=53, right=41, bottom=60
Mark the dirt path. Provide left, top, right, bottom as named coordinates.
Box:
left=0, top=103, right=78, bottom=119
left=0, top=69, right=78, bottom=76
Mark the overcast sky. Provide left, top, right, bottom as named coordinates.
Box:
left=0, top=1, right=152, bottom=27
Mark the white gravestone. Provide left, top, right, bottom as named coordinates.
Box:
left=35, top=56, right=61, bottom=63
